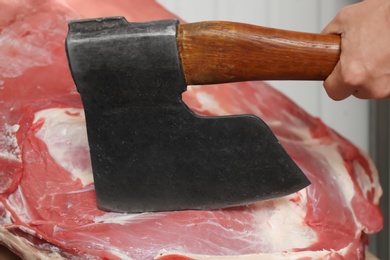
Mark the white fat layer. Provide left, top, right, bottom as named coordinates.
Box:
left=0, top=124, right=21, bottom=193
left=34, top=108, right=93, bottom=186
left=53, top=226, right=132, bottom=260
left=7, top=187, right=32, bottom=223
left=354, top=154, right=382, bottom=205
left=278, top=109, right=379, bottom=211
left=0, top=225, right=65, bottom=260
left=156, top=243, right=353, bottom=260
left=18, top=226, right=36, bottom=236
left=195, top=92, right=229, bottom=115
left=93, top=213, right=139, bottom=224
left=251, top=190, right=317, bottom=251
left=0, top=123, right=21, bottom=162
left=279, top=112, right=378, bottom=206
left=93, top=213, right=141, bottom=225
left=0, top=22, right=53, bottom=78
left=156, top=251, right=330, bottom=260
left=267, top=111, right=361, bottom=228
left=0, top=203, right=12, bottom=225
left=314, top=144, right=356, bottom=204
left=93, top=212, right=165, bottom=225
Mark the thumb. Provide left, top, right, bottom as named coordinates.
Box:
left=321, top=18, right=342, bottom=35
left=323, top=61, right=354, bottom=100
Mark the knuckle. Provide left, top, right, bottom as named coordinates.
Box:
left=340, top=63, right=366, bottom=87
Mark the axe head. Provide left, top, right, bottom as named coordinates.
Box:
left=65, top=17, right=310, bottom=213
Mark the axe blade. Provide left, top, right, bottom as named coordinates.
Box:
left=65, top=17, right=310, bottom=213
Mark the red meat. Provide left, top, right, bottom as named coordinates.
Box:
left=0, top=0, right=383, bottom=259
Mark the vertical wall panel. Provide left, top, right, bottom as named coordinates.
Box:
left=370, top=101, right=390, bottom=259
left=159, top=0, right=217, bottom=22
left=156, top=0, right=178, bottom=13
left=177, top=0, right=218, bottom=22
left=157, top=0, right=367, bottom=152
left=267, top=0, right=319, bottom=32
left=265, top=1, right=323, bottom=119
left=216, top=0, right=269, bottom=25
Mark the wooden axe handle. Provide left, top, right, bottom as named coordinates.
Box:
left=177, top=21, right=340, bottom=85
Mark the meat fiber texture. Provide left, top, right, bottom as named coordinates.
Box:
left=0, top=0, right=383, bottom=259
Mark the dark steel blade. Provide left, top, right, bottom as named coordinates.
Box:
left=65, top=17, right=310, bottom=213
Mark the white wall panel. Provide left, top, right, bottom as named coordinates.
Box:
left=267, top=0, right=320, bottom=32
left=157, top=0, right=367, bottom=152
left=216, top=0, right=269, bottom=25
left=262, top=1, right=323, bottom=119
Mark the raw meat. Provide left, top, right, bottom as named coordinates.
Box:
left=0, top=0, right=383, bottom=259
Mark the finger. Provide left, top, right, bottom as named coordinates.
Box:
left=321, top=22, right=340, bottom=35
left=321, top=15, right=344, bottom=35
left=323, top=62, right=354, bottom=100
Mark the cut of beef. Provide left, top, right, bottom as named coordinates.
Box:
left=0, top=0, right=383, bottom=259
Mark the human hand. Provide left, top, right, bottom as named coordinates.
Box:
left=322, top=0, right=390, bottom=100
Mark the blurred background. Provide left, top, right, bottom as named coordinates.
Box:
left=157, top=0, right=388, bottom=259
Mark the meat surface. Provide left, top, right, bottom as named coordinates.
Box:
left=0, top=0, right=383, bottom=259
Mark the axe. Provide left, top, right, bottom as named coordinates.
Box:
left=65, top=17, right=340, bottom=213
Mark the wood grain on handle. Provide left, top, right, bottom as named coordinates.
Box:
left=177, top=21, right=340, bottom=85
